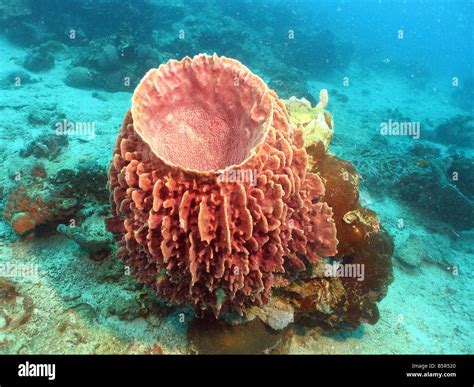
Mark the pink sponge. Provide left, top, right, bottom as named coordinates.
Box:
left=107, top=54, right=338, bottom=315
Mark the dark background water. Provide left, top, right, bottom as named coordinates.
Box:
left=298, top=0, right=473, bottom=79
left=5, top=0, right=472, bottom=84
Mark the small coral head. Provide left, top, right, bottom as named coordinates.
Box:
left=131, top=53, right=273, bottom=172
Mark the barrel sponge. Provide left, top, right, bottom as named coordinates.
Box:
left=106, top=54, right=338, bottom=315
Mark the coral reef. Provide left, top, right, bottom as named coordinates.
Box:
left=65, top=38, right=163, bottom=92
left=342, top=137, right=438, bottom=196
left=3, top=179, right=78, bottom=235
left=2, top=0, right=353, bottom=92
left=107, top=54, right=338, bottom=316
left=3, top=162, right=109, bottom=236
left=52, top=161, right=109, bottom=203
left=3, top=19, right=51, bottom=47
left=247, top=297, right=295, bottom=331
left=67, top=42, right=140, bottom=91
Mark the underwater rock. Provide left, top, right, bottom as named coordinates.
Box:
left=19, top=133, right=68, bottom=160
left=29, top=162, right=47, bottom=179
left=0, top=277, right=34, bottom=332
left=96, top=44, right=119, bottom=71
left=107, top=54, right=338, bottom=316
left=330, top=89, right=350, bottom=104
left=4, top=20, right=50, bottom=47
left=105, top=293, right=142, bottom=321
left=52, top=161, right=109, bottom=203
left=1, top=71, right=39, bottom=87
left=135, top=44, right=163, bottom=70
left=395, top=233, right=449, bottom=271
left=3, top=179, right=78, bottom=235
left=57, top=214, right=113, bottom=259
left=40, top=40, right=67, bottom=56
left=384, top=107, right=412, bottom=123
left=447, top=155, right=474, bottom=198
left=248, top=297, right=295, bottom=331
left=277, top=227, right=393, bottom=330
left=398, top=157, right=474, bottom=230
left=431, top=115, right=473, bottom=147
left=280, top=276, right=346, bottom=317
left=91, top=92, right=107, bottom=101
left=188, top=317, right=291, bottom=354
left=3, top=161, right=108, bottom=236
left=395, top=234, right=425, bottom=270
left=68, top=38, right=159, bottom=92
left=64, top=67, right=96, bottom=89
left=23, top=47, right=55, bottom=72
left=27, top=110, right=50, bottom=126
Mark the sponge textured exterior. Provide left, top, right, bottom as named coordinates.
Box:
left=107, top=54, right=338, bottom=315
